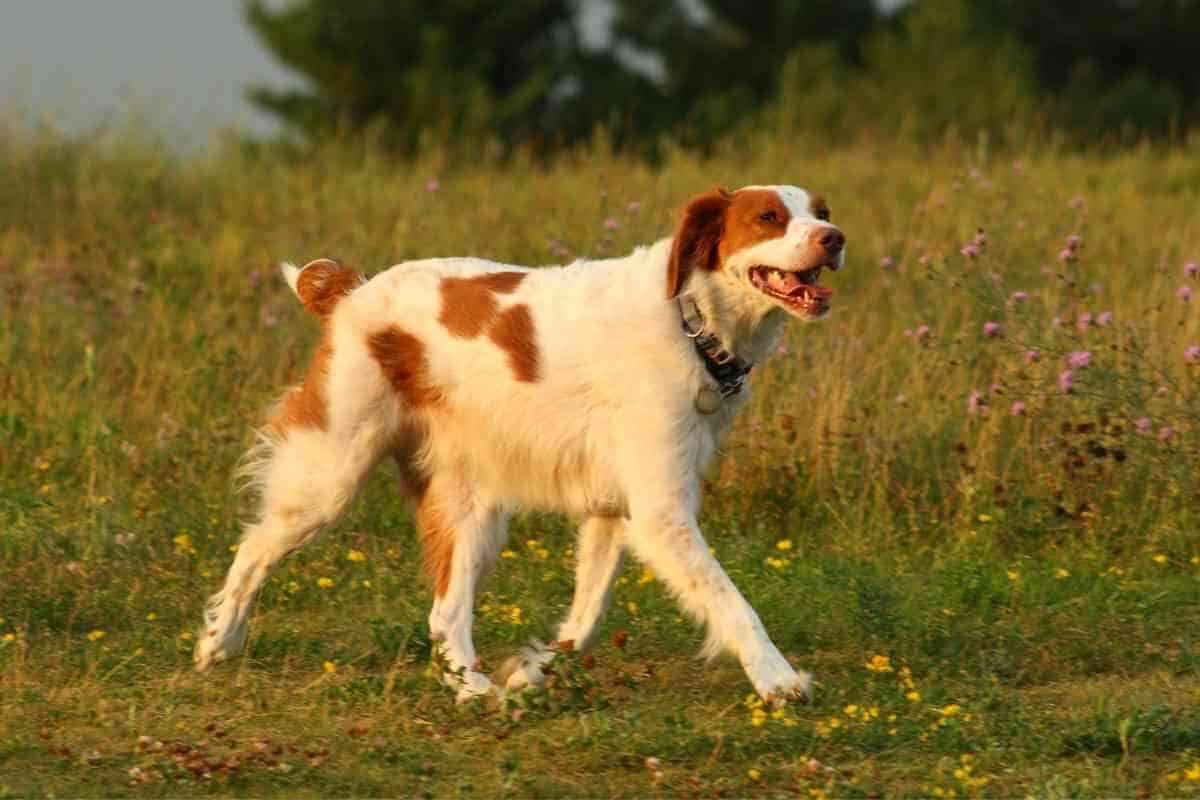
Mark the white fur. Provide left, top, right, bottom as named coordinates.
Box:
left=195, top=186, right=845, bottom=705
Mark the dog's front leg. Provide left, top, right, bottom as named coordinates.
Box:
left=623, top=487, right=812, bottom=705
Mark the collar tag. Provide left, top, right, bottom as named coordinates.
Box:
left=678, top=297, right=753, bottom=401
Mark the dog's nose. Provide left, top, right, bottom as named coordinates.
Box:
left=817, top=227, right=845, bottom=255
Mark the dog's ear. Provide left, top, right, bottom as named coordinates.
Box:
left=667, top=187, right=732, bottom=299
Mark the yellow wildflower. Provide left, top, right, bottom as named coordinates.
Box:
left=2, top=633, right=16, bottom=642
left=776, top=539, right=793, bottom=551
left=323, top=661, right=337, bottom=674
left=627, top=601, right=639, bottom=615
left=906, top=690, right=921, bottom=702
left=500, top=549, right=516, bottom=559
left=86, top=629, right=106, bottom=642
left=317, top=577, right=335, bottom=588
left=844, top=704, right=859, bottom=716
left=751, top=708, right=767, bottom=727
left=865, top=654, right=893, bottom=673
left=346, top=549, right=366, bottom=562
left=1185, top=763, right=1200, bottom=781
left=287, top=580, right=300, bottom=593
left=173, top=533, right=196, bottom=555
left=638, top=567, right=655, bottom=584
left=145, top=612, right=157, bottom=621
left=941, top=704, right=962, bottom=716
left=1054, top=568, right=1070, bottom=579
left=1152, top=553, right=1167, bottom=565
left=748, top=768, right=762, bottom=781
left=1006, top=570, right=1019, bottom=581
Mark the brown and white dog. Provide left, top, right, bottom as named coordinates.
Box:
left=195, top=185, right=846, bottom=705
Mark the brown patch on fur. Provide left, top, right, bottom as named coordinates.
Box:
left=488, top=304, right=540, bottom=382
left=668, top=188, right=732, bottom=298
left=414, top=486, right=455, bottom=597
left=718, top=189, right=792, bottom=263
left=295, top=259, right=366, bottom=318
left=367, top=326, right=444, bottom=407
left=438, top=272, right=527, bottom=338
left=269, top=338, right=332, bottom=433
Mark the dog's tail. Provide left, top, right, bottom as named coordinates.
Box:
left=280, top=258, right=366, bottom=320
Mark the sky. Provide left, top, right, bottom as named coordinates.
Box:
left=0, top=0, right=909, bottom=146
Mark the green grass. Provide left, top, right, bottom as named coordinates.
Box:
left=2, top=129, right=1200, bottom=796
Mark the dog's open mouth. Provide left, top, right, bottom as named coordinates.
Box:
left=749, top=266, right=833, bottom=316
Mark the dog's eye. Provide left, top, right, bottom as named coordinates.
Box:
left=759, top=210, right=779, bottom=223
left=815, top=208, right=831, bottom=222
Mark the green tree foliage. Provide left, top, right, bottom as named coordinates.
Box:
left=243, top=0, right=608, bottom=151
left=610, top=0, right=877, bottom=146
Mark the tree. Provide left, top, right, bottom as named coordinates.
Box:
left=610, top=0, right=879, bottom=146
left=243, top=0, right=595, bottom=152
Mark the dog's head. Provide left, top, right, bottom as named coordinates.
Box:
left=667, top=185, right=846, bottom=321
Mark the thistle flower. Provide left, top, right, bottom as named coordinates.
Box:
left=1010, top=400, right=1026, bottom=416
left=424, top=179, right=441, bottom=193
left=1024, top=349, right=1040, bottom=363
left=1066, top=351, right=1091, bottom=369
left=982, top=321, right=1002, bottom=337
left=967, top=391, right=987, bottom=415
left=1134, top=417, right=1152, bottom=433
left=1159, top=426, right=1176, bottom=441
left=1065, top=234, right=1082, bottom=250
left=604, top=218, right=620, bottom=231
left=1097, top=310, right=1113, bottom=326
left=1185, top=345, right=1200, bottom=362
left=960, top=244, right=980, bottom=258
left=1007, top=291, right=1029, bottom=307
left=1185, top=262, right=1198, bottom=278
left=1076, top=312, right=1092, bottom=331
left=1057, top=370, right=1074, bottom=393
left=879, top=255, right=896, bottom=269
left=1179, top=286, right=1193, bottom=302
left=1058, top=248, right=1076, bottom=262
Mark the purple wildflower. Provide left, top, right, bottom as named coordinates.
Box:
left=1066, top=234, right=1082, bottom=251
left=1024, top=350, right=1040, bottom=363
left=424, top=179, right=441, bottom=193
left=879, top=255, right=896, bottom=269
left=1185, top=262, right=1198, bottom=278
left=1057, top=370, right=1074, bottom=393
left=1134, top=418, right=1151, bottom=433
left=1159, top=426, right=1176, bottom=442
left=775, top=343, right=788, bottom=356
left=1097, top=310, right=1113, bottom=326
left=1007, top=291, right=1029, bottom=307
left=1185, top=344, right=1200, bottom=362
left=982, top=321, right=1002, bottom=337
left=1077, top=312, right=1092, bottom=331
left=1178, top=286, right=1193, bottom=302
left=918, top=254, right=932, bottom=266
left=604, top=218, right=620, bottom=231
left=1058, top=248, right=1077, bottom=262
left=914, top=324, right=931, bottom=340
left=1066, top=350, right=1091, bottom=369
left=967, top=391, right=987, bottom=415
left=1010, top=400, right=1026, bottom=416
left=960, top=244, right=980, bottom=259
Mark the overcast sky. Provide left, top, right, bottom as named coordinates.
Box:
left=0, top=0, right=907, bottom=146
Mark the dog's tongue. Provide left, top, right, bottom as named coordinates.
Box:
left=766, top=270, right=805, bottom=295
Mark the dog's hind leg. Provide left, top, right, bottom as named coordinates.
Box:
left=501, top=515, right=625, bottom=691
left=418, top=473, right=507, bottom=701
left=195, top=417, right=390, bottom=671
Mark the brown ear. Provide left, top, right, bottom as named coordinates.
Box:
left=667, top=188, right=731, bottom=299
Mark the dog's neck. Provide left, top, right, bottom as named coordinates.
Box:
left=680, top=275, right=788, bottom=366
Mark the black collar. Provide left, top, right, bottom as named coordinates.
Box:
left=678, top=297, right=753, bottom=398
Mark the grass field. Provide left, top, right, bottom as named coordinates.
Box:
left=2, top=129, right=1200, bottom=797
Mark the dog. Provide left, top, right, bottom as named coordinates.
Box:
left=194, top=185, right=846, bottom=705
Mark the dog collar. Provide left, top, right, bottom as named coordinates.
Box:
left=678, top=297, right=753, bottom=401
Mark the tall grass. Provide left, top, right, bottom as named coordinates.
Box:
left=2, top=128, right=1200, bottom=796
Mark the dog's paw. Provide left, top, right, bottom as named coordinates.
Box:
left=193, top=621, right=247, bottom=672
left=746, top=650, right=814, bottom=706
left=498, top=651, right=548, bottom=692
left=760, top=669, right=813, bottom=707
left=453, top=670, right=499, bottom=704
